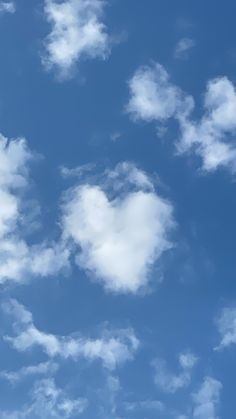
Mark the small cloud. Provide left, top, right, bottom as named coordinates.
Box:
left=152, top=351, right=198, bottom=393
left=0, top=1, right=15, bottom=13
left=192, top=377, right=222, bottom=419
left=215, top=306, right=236, bottom=350
left=174, top=37, right=195, bottom=59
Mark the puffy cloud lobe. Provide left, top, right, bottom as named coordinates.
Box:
left=215, top=306, right=236, bottom=350
left=0, top=134, right=70, bottom=284
left=3, top=299, right=139, bottom=370
left=1, top=378, right=88, bottom=418
left=61, top=163, right=174, bottom=294
left=43, top=0, right=110, bottom=78
left=192, top=377, right=222, bottom=419
left=153, top=351, right=198, bottom=393
left=126, top=63, right=191, bottom=122
left=127, top=63, right=236, bottom=173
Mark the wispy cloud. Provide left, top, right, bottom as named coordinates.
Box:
left=174, top=37, right=195, bottom=59
left=3, top=299, right=139, bottom=370
left=1, top=378, right=88, bottom=418
left=0, top=361, right=58, bottom=385
left=0, top=1, right=15, bottom=14
left=153, top=351, right=198, bottom=393
left=192, top=377, right=222, bottom=419
left=215, top=306, right=236, bottom=350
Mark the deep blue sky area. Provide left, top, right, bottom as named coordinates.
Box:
left=0, top=1, right=236, bottom=418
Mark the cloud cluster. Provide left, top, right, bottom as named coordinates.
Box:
left=1, top=378, right=88, bottom=419
left=43, top=0, right=110, bottom=78
left=0, top=134, right=70, bottom=285
left=127, top=63, right=236, bottom=173
left=153, top=351, right=198, bottom=393
left=61, top=162, right=175, bottom=294
left=3, top=299, right=139, bottom=370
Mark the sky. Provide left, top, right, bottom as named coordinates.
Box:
left=0, top=0, right=236, bottom=418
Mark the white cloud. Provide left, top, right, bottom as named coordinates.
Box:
left=124, top=399, right=164, bottom=412
left=178, top=76, right=236, bottom=172
left=215, top=306, right=236, bottom=350
left=153, top=351, right=198, bottom=393
left=0, top=1, right=15, bottom=13
left=1, top=378, right=88, bottom=419
left=192, top=377, right=222, bottom=419
left=0, top=361, right=58, bottom=385
left=127, top=63, right=236, bottom=173
left=0, top=134, right=70, bottom=285
left=43, top=0, right=110, bottom=78
left=61, top=163, right=174, bottom=294
left=126, top=63, right=192, bottom=122
left=3, top=299, right=139, bottom=370
left=174, top=37, right=195, bottom=59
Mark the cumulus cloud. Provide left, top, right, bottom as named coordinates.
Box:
left=174, top=37, right=195, bottom=59
left=127, top=63, right=236, bottom=173
left=126, top=63, right=192, bottom=122
left=1, top=378, right=88, bottom=419
left=61, top=162, right=175, bottom=294
left=0, top=133, right=70, bottom=285
left=0, top=1, right=15, bottom=13
left=0, top=361, right=58, bottom=385
left=192, top=377, right=222, bottom=419
left=43, top=0, right=110, bottom=78
left=215, top=306, right=236, bottom=350
left=153, top=351, right=198, bottom=393
left=3, top=299, right=139, bottom=370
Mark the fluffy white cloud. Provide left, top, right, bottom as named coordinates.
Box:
left=0, top=1, right=15, bottom=13
left=0, top=361, right=58, bottom=385
left=178, top=76, right=236, bottom=172
left=3, top=299, right=139, bottom=370
left=43, top=0, right=110, bottom=78
left=0, top=134, right=70, bottom=285
left=153, top=351, right=198, bottom=393
left=127, top=63, right=236, bottom=173
left=215, top=306, right=236, bottom=350
left=61, top=163, right=174, bottom=294
left=174, top=37, right=195, bottom=59
left=1, top=378, right=88, bottom=419
left=126, top=63, right=192, bottom=122
left=192, top=377, right=222, bottom=419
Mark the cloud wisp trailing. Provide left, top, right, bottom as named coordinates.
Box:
left=3, top=299, right=139, bottom=370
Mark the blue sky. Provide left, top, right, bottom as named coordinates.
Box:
left=0, top=0, right=236, bottom=418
